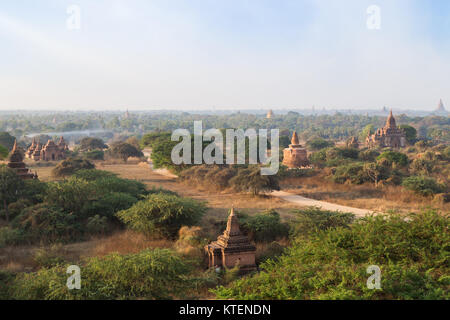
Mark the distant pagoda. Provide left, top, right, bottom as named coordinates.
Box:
left=366, top=110, right=406, bottom=149
left=266, top=109, right=274, bottom=119
left=7, top=140, right=38, bottom=180
left=434, top=99, right=447, bottom=115
left=282, top=131, right=310, bottom=168
left=205, top=208, right=256, bottom=273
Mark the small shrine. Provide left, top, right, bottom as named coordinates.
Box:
left=7, top=140, right=38, bottom=180
left=205, top=208, right=257, bottom=273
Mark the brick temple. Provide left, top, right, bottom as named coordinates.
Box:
left=7, top=140, right=37, bottom=180
left=282, top=131, right=310, bottom=168
left=205, top=208, right=257, bottom=273
left=26, top=137, right=68, bottom=161
left=366, top=111, right=406, bottom=149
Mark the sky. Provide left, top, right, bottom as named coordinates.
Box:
left=0, top=0, right=449, bottom=111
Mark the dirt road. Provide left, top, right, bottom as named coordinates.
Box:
left=271, top=191, right=375, bottom=217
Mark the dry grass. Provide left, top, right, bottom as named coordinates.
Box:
left=90, top=230, right=173, bottom=257
left=281, top=174, right=449, bottom=214
left=0, top=230, right=174, bottom=272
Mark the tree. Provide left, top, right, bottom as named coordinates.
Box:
left=0, top=166, right=24, bottom=222
left=402, top=176, right=443, bottom=197
left=230, top=166, right=280, bottom=196
left=110, top=142, right=143, bottom=161
left=306, top=138, right=334, bottom=150
left=141, top=132, right=172, bottom=149
left=363, top=162, right=389, bottom=187
left=79, top=137, right=107, bottom=152
left=399, top=125, right=417, bottom=144
left=377, top=151, right=409, bottom=167
left=0, top=145, right=8, bottom=160
left=0, top=132, right=16, bottom=151
left=116, top=193, right=206, bottom=238
left=360, top=124, right=375, bottom=140
left=52, top=158, right=95, bottom=177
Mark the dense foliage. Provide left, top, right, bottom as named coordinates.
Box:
left=52, top=158, right=95, bottom=177
left=116, top=193, right=207, bottom=238
left=9, top=249, right=194, bottom=300
left=214, top=210, right=449, bottom=300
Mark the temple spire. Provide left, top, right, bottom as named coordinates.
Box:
left=291, top=131, right=300, bottom=145
left=12, top=139, right=18, bottom=152
left=385, top=110, right=396, bottom=128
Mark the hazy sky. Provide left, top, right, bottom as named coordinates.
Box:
left=0, top=0, right=449, bottom=111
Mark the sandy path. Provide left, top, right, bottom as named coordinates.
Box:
left=271, top=191, right=375, bottom=217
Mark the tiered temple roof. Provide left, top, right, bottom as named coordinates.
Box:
left=7, top=140, right=37, bottom=180
left=366, top=111, right=406, bottom=148
left=205, top=208, right=256, bottom=273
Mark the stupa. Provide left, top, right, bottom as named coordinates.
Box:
left=7, top=140, right=37, bottom=180
left=282, top=131, right=310, bottom=168
left=205, top=208, right=257, bottom=273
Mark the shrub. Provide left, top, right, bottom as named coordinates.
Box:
left=45, top=178, right=96, bottom=216
left=79, top=137, right=107, bottom=152
left=116, top=193, right=207, bottom=238
left=0, top=227, right=24, bottom=248
left=332, top=163, right=366, bottom=184
left=410, top=159, right=433, bottom=175
left=84, top=192, right=138, bottom=219
left=238, top=210, right=289, bottom=243
left=377, top=151, right=409, bottom=167
left=307, top=138, right=334, bottom=150
left=33, top=245, right=67, bottom=268
left=86, top=215, right=109, bottom=234
left=52, top=158, right=95, bottom=177
left=83, top=150, right=104, bottom=160
left=290, top=207, right=355, bottom=238
left=230, top=166, right=280, bottom=196
left=15, top=203, right=81, bottom=242
left=90, top=176, right=147, bottom=199
left=110, top=142, right=143, bottom=161
left=72, top=169, right=116, bottom=181
left=213, top=210, right=449, bottom=300
left=359, top=149, right=380, bottom=162
left=10, top=249, right=194, bottom=300
left=402, top=176, right=444, bottom=196
left=0, top=145, right=8, bottom=159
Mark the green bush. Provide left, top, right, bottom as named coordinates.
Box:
left=402, top=176, right=444, bottom=196
left=116, top=193, right=207, bottom=238
left=332, top=163, right=366, bottom=184
left=14, top=203, right=81, bottom=242
left=230, top=166, right=280, bottom=196
left=410, top=159, right=433, bottom=175
left=377, top=151, right=408, bottom=167
left=72, top=169, right=117, bottom=181
left=0, top=227, right=24, bottom=248
left=213, top=210, right=449, bottom=300
left=359, top=150, right=380, bottom=162
left=10, top=249, right=194, bottom=300
left=86, top=215, right=109, bottom=234
left=307, top=138, right=334, bottom=150
left=52, top=158, right=95, bottom=177
left=238, top=210, right=290, bottom=242
left=290, top=207, right=355, bottom=238
left=84, top=192, right=138, bottom=219
left=0, top=145, right=8, bottom=159
left=83, top=150, right=104, bottom=160
left=90, top=176, right=147, bottom=199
